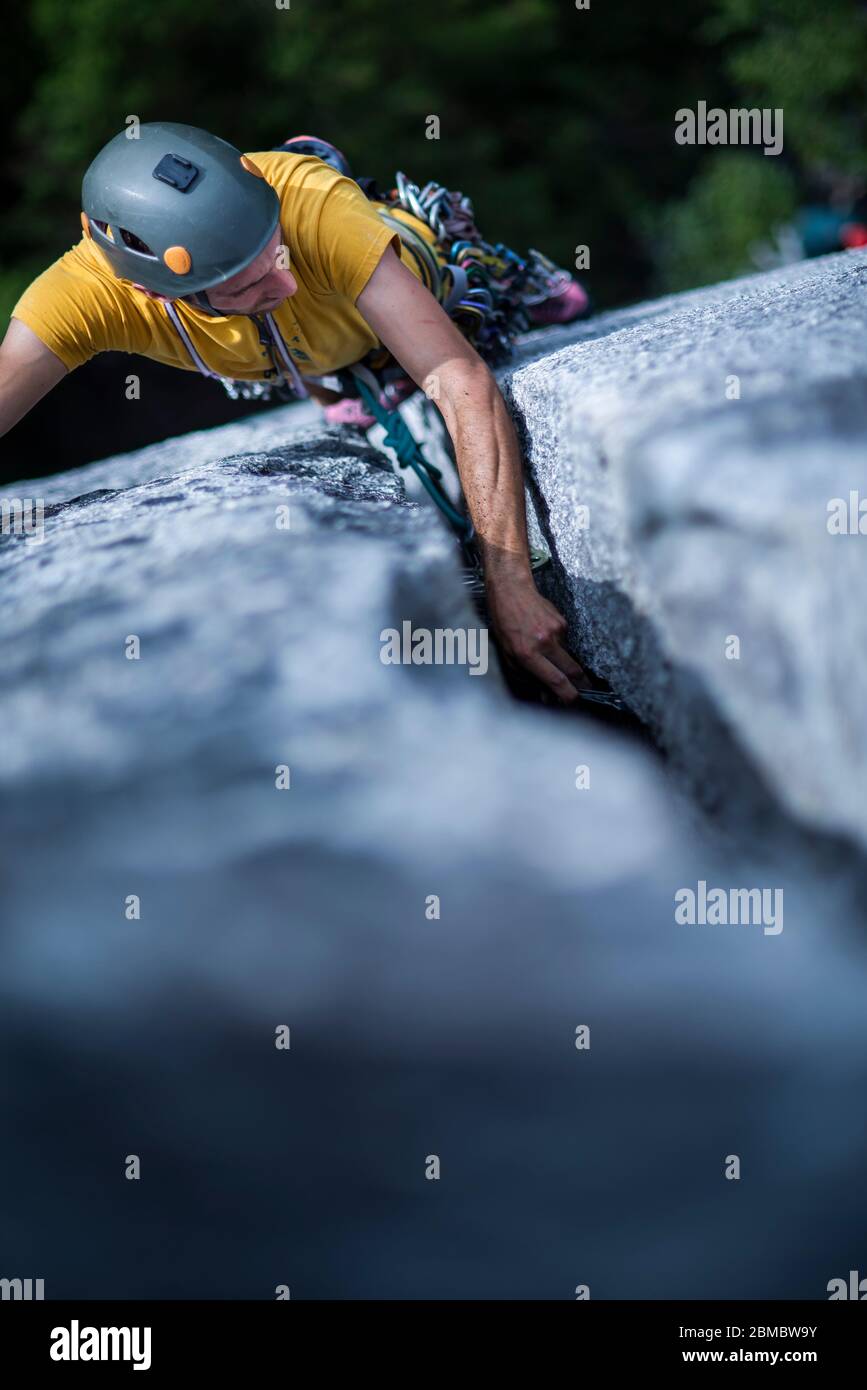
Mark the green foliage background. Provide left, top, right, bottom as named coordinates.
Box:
left=1, top=0, right=865, bottom=325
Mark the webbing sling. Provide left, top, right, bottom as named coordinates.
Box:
left=162, top=301, right=309, bottom=398
left=163, top=301, right=226, bottom=382
left=262, top=312, right=309, bottom=398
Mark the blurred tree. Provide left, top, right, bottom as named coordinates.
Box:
left=1, top=0, right=719, bottom=322
left=708, top=0, right=867, bottom=173
left=2, top=0, right=863, bottom=471
left=654, top=155, right=797, bottom=293
left=654, top=0, right=867, bottom=291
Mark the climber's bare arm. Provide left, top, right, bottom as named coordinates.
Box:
left=0, top=319, right=68, bottom=439
left=357, top=247, right=585, bottom=702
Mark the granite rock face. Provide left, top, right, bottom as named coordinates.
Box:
left=500, top=249, right=867, bottom=849
left=1, top=260, right=866, bottom=1300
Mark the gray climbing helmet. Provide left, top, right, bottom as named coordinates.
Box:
left=81, top=123, right=280, bottom=296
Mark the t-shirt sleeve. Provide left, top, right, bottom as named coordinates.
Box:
left=12, top=246, right=153, bottom=371
left=299, top=175, right=401, bottom=302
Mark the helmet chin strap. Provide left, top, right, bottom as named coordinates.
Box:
left=182, top=289, right=225, bottom=317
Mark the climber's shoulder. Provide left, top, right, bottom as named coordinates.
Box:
left=12, top=237, right=159, bottom=372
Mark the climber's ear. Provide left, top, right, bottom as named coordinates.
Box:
left=132, top=283, right=172, bottom=303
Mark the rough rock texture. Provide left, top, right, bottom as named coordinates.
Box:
left=2, top=262, right=867, bottom=1300
left=500, top=248, right=867, bottom=851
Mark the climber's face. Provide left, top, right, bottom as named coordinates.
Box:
left=132, top=227, right=298, bottom=314
left=205, top=227, right=298, bottom=314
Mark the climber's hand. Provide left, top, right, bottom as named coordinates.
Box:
left=485, top=571, right=586, bottom=703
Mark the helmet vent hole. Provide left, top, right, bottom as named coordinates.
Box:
left=118, top=226, right=156, bottom=257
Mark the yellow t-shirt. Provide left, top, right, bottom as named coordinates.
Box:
left=11, top=151, right=427, bottom=383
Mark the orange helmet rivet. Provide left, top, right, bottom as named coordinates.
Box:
left=80, top=211, right=92, bottom=238
left=164, top=246, right=192, bottom=275
left=240, top=155, right=265, bottom=179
